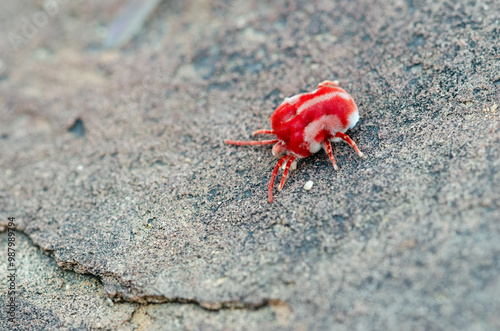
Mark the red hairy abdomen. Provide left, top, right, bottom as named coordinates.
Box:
left=271, top=86, right=358, bottom=157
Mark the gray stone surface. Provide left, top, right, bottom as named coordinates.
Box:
left=0, top=232, right=282, bottom=330
left=1, top=0, right=499, bottom=329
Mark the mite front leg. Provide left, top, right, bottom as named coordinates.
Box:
left=279, top=155, right=297, bottom=190
left=268, top=155, right=289, bottom=203
left=323, top=140, right=339, bottom=170
left=334, top=132, right=365, bottom=158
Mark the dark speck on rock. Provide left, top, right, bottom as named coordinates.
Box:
left=68, top=118, right=85, bottom=138
left=192, top=46, right=221, bottom=79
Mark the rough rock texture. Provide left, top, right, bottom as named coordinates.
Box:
left=1, top=0, right=499, bottom=329
left=0, top=233, right=281, bottom=330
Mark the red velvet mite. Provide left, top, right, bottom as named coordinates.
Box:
left=225, top=80, right=365, bottom=203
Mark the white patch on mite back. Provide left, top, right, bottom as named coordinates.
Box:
left=338, top=92, right=351, bottom=101
left=303, top=114, right=343, bottom=153
left=284, top=93, right=303, bottom=105
left=296, top=92, right=350, bottom=114
left=347, top=110, right=360, bottom=129
left=280, top=111, right=297, bottom=123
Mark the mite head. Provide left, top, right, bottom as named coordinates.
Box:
left=272, top=141, right=287, bottom=157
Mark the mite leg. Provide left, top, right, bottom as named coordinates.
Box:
left=225, top=139, right=279, bottom=146
left=268, top=155, right=289, bottom=203
left=279, top=155, right=297, bottom=190
left=334, top=132, right=365, bottom=158
left=252, top=129, right=275, bottom=136
left=323, top=140, right=339, bottom=170
left=317, top=80, right=339, bottom=88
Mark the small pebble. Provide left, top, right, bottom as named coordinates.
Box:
left=304, top=180, right=314, bottom=190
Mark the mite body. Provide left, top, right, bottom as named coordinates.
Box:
left=225, top=80, right=365, bottom=202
